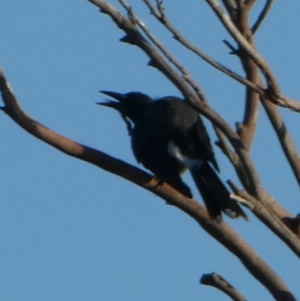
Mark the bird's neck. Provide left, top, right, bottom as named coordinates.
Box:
left=127, top=105, right=149, bottom=124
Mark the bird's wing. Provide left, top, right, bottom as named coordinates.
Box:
left=193, top=116, right=219, bottom=171
left=157, top=99, right=219, bottom=171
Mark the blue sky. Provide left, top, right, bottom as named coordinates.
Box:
left=1, top=1, right=300, bottom=300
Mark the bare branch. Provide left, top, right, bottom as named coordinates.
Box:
left=201, top=272, right=247, bottom=301
left=0, top=66, right=296, bottom=301
left=215, top=127, right=239, bottom=165
left=237, top=58, right=260, bottom=149
left=204, top=0, right=280, bottom=97
left=261, top=97, right=300, bottom=187
left=118, top=0, right=206, bottom=102
left=252, top=0, right=274, bottom=34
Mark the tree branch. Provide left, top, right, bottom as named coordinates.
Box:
left=231, top=2, right=260, bottom=149
left=261, top=97, right=300, bottom=187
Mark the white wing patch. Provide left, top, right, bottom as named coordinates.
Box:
left=168, top=141, right=202, bottom=169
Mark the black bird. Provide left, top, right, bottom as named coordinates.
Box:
left=99, top=91, right=247, bottom=222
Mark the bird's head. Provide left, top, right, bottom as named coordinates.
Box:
left=98, top=91, right=153, bottom=123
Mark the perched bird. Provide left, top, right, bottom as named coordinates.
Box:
left=98, top=91, right=247, bottom=222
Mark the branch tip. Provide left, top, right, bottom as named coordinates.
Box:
left=99, top=7, right=107, bottom=14
left=201, top=272, right=247, bottom=301
left=147, top=59, right=158, bottom=68
left=119, top=35, right=135, bottom=45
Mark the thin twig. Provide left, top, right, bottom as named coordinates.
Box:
left=201, top=272, right=247, bottom=301
left=252, top=0, right=274, bottom=34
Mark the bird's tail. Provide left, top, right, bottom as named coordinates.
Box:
left=190, top=162, right=247, bottom=222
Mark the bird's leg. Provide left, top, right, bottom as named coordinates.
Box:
left=148, top=176, right=164, bottom=189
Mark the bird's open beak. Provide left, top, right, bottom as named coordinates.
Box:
left=96, top=100, right=121, bottom=110
left=97, top=91, right=125, bottom=111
